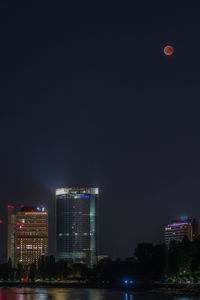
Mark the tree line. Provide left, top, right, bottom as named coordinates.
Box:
left=92, top=236, right=200, bottom=283
left=1, top=236, right=200, bottom=282
left=0, top=256, right=87, bottom=281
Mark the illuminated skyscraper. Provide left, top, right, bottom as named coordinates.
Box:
left=165, top=216, right=198, bottom=247
left=7, top=205, right=48, bottom=267
left=56, top=187, right=99, bottom=266
left=16, top=206, right=48, bottom=266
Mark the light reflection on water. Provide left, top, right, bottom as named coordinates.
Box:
left=125, top=293, right=134, bottom=300
left=0, top=288, right=199, bottom=300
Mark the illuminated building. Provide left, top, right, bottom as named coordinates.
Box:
left=7, top=205, right=16, bottom=267
left=8, top=205, right=48, bottom=267
left=165, top=216, right=198, bottom=247
left=56, top=187, right=99, bottom=266
left=16, top=206, right=48, bottom=266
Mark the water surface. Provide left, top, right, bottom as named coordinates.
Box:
left=0, top=288, right=199, bottom=300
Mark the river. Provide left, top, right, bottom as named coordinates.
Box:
left=0, top=288, right=199, bottom=300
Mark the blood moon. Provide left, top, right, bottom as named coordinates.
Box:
left=164, top=45, right=174, bottom=56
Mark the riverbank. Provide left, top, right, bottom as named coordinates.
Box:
left=150, top=283, right=200, bottom=297
left=0, top=281, right=200, bottom=297
left=0, top=281, right=150, bottom=290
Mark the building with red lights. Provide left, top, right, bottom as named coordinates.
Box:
left=165, top=217, right=198, bottom=247
left=7, top=206, right=48, bottom=267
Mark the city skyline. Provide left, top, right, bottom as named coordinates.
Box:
left=0, top=1, right=200, bottom=261
left=2, top=194, right=200, bottom=264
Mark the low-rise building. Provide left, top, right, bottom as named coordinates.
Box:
left=165, top=216, right=198, bottom=247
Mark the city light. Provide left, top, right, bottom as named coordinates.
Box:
left=123, top=279, right=134, bottom=285
left=169, top=222, right=189, bottom=227
left=81, top=195, right=90, bottom=198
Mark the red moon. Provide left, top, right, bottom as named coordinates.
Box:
left=164, top=45, right=174, bottom=56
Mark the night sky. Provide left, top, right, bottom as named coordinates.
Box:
left=0, top=1, right=200, bottom=260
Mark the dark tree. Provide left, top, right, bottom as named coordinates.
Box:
left=49, top=255, right=56, bottom=279
left=134, top=243, right=154, bottom=280
left=7, top=258, right=12, bottom=269
left=56, top=260, right=65, bottom=279
left=177, top=237, right=194, bottom=275
left=167, top=240, right=179, bottom=279
left=38, top=255, right=47, bottom=279
left=151, top=244, right=168, bottom=280
left=29, top=262, right=37, bottom=281
left=16, top=263, right=25, bottom=280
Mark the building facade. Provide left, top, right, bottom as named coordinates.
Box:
left=16, top=206, right=48, bottom=266
left=165, top=217, right=198, bottom=247
left=8, top=205, right=48, bottom=267
left=56, top=187, right=99, bottom=266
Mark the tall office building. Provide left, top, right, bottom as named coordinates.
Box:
left=16, top=206, right=48, bottom=266
left=165, top=216, right=198, bottom=247
left=56, top=187, right=99, bottom=266
left=7, top=205, right=16, bottom=266
left=7, top=205, right=48, bottom=267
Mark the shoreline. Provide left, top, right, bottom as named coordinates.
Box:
left=150, top=284, right=200, bottom=297
left=0, top=282, right=200, bottom=296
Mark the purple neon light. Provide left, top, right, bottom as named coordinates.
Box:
left=169, top=222, right=189, bottom=227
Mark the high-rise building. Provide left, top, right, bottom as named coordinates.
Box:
left=7, top=205, right=16, bottom=267
left=165, top=216, right=198, bottom=247
left=16, top=206, right=48, bottom=266
left=56, top=187, right=99, bottom=266
left=7, top=205, right=48, bottom=267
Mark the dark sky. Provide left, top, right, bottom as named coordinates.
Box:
left=0, top=1, right=200, bottom=260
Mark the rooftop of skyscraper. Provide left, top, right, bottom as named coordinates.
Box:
left=56, top=187, right=99, bottom=196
